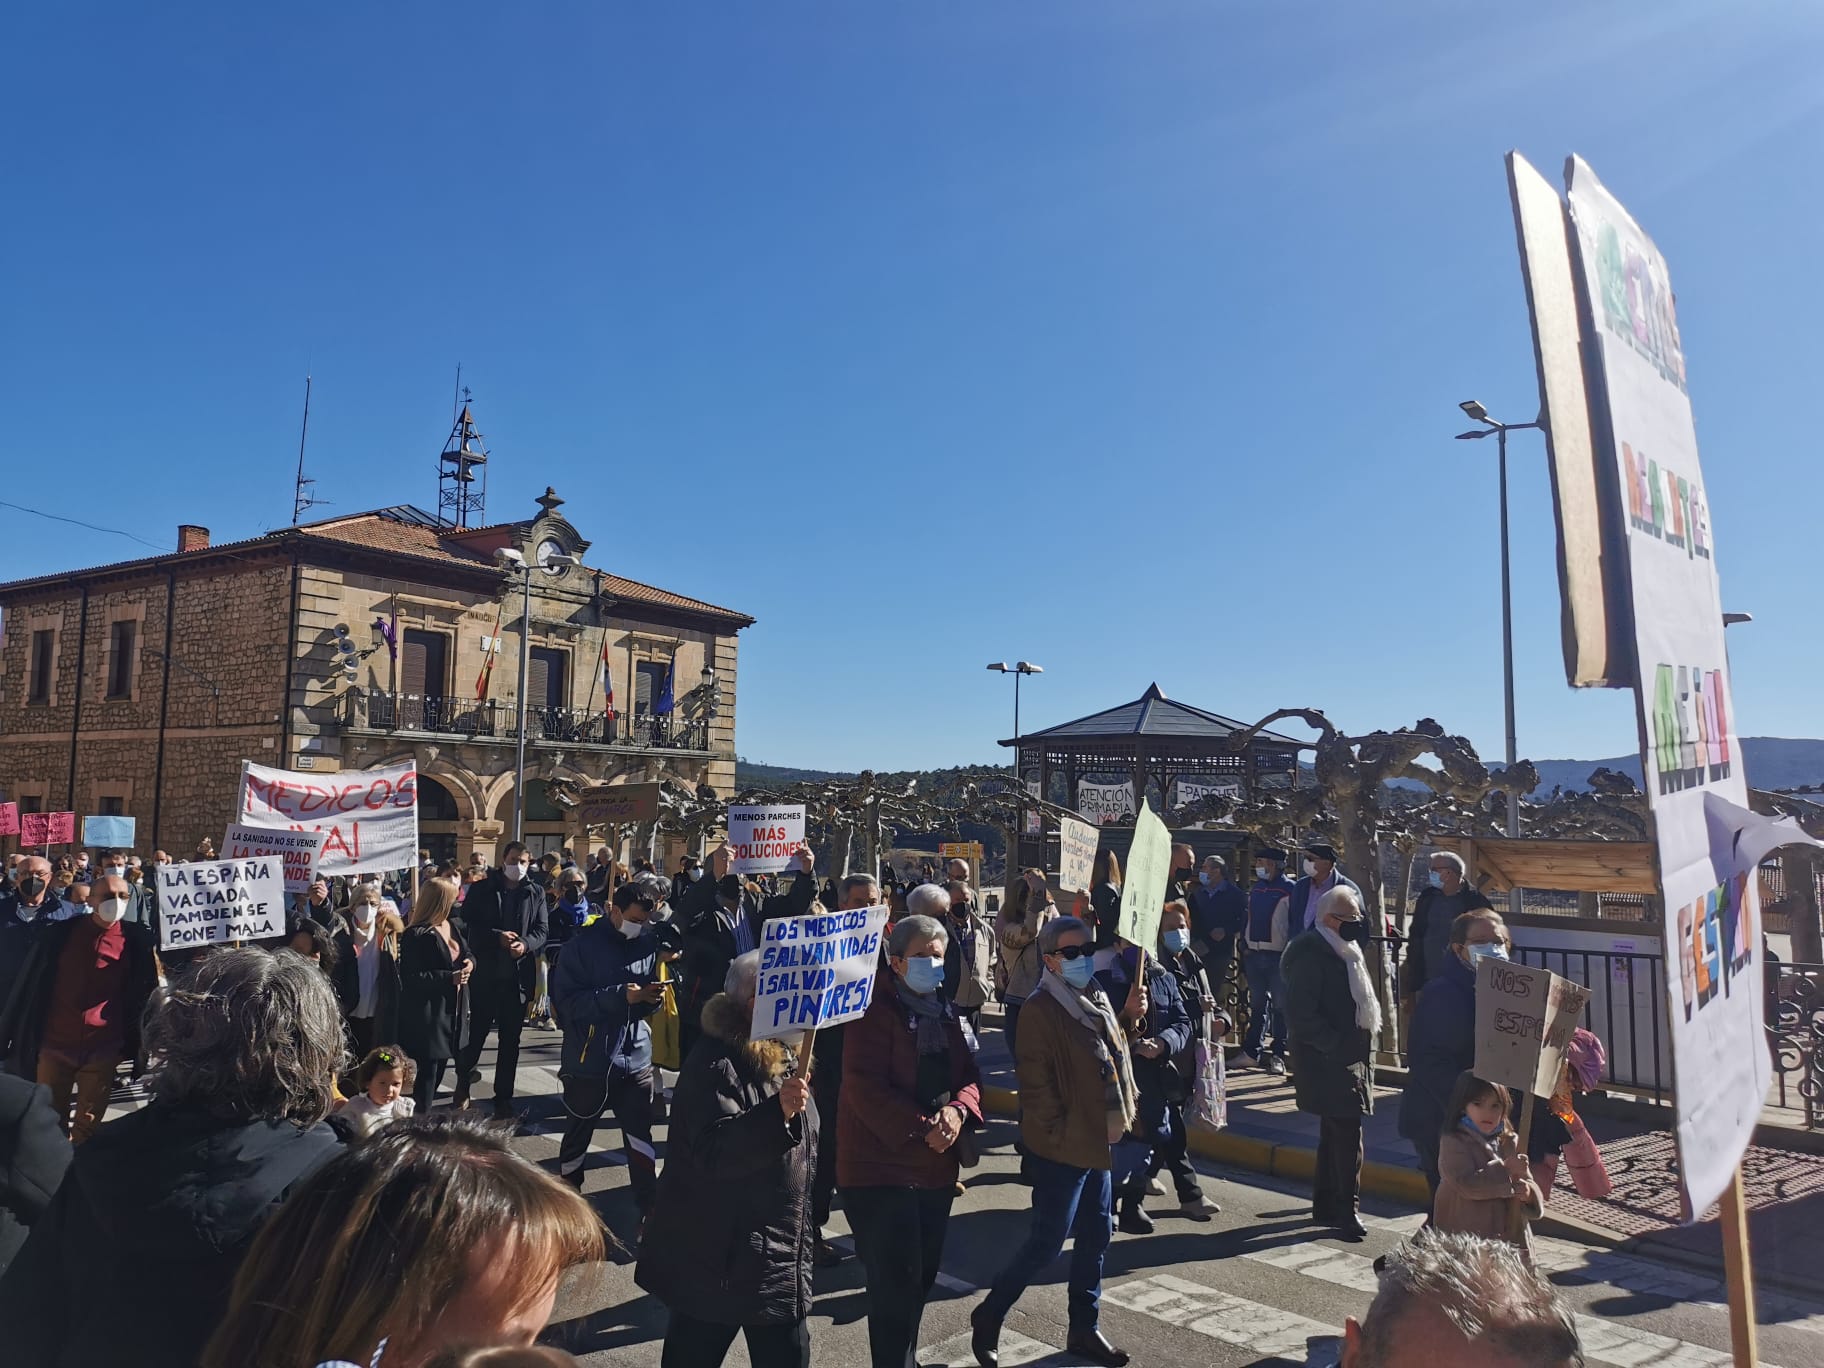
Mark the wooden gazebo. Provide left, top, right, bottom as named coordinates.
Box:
left=1001, top=683, right=1304, bottom=866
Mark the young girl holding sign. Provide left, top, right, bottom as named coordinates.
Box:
left=1432, top=1072, right=1544, bottom=1257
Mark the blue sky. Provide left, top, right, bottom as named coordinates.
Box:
left=3, top=3, right=1819, bottom=774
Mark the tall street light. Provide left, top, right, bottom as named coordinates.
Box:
left=498, top=545, right=582, bottom=844
left=987, top=661, right=1043, bottom=749
left=1455, top=400, right=1541, bottom=920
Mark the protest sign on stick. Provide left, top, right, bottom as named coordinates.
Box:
left=0, top=803, right=18, bottom=837
left=236, top=759, right=418, bottom=876
left=222, top=823, right=327, bottom=895
left=22, top=811, right=75, bottom=847
left=155, top=855, right=286, bottom=951
left=751, top=904, right=890, bottom=1061
left=1057, top=815, right=1098, bottom=894
left=727, top=804, right=806, bottom=876
left=1117, top=801, right=1172, bottom=954
left=83, top=815, right=136, bottom=848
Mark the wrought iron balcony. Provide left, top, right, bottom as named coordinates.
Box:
left=338, top=692, right=710, bottom=751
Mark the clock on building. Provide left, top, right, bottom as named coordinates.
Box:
left=536, top=538, right=568, bottom=573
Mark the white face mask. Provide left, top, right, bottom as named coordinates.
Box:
left=96, top=897, right=129, bottom=925
left=105, top=865, right=127, bottom=878
left=688, top=867, right=703, bottom=882
left=618, top=916, right=647, bottom=939
left=504, top=862, right=527, bottom=882
left=1303, top=860, right=1318, bottom=877
left=1255, top=865, right=1272, bottom=881
left=354, top=903, right=376, bottom=926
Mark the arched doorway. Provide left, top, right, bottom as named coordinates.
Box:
left=417, top=773, right=463, bottom=866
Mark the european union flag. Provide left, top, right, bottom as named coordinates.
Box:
left=655, top=662, right=675, bottom=715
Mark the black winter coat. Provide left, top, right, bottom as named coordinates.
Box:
left=0, top=916, right=159, bottom=1080
left=635, top=991, right=817, bottom=1327
left=331, top=925, right=402, bottom=1042
left=396, top=923, right=472, bottom=1062
left=675, top=874, right=816, bottom=1032
left=457, top=871, right=548, bottom=1003
left=1397, top=951, right=1475, bottom=1142
left=0, top=1101, right=339, bottom=1368
left=1280, top=929, right=1375, bottom=1120
left=0, top=1072, right=71, bottom=1279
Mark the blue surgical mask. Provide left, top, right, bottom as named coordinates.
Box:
left=1198, top=871, right=1212, bottom=888
left=1467, top=942, right=1508, bottom=966
left=1429, top=871, right=1444, bottom=889
left=1060, top=955, right=1095, bottom=989
left=1163, top=928, right=1190, bottom=954
left=903, top=956, right=944, bottom=994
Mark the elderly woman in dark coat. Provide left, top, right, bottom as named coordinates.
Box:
left=1280, top=884, right=1382, bottom=1240
left=637, top=949, right=817, bottom=1368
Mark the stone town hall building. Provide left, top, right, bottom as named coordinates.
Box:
left=0, top=487, right=751, bottom=866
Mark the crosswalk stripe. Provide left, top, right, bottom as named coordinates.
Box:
left=1100, top=1272, right=1343, bottom=1360
left=916, top=1328, right=1072, bottom=1366
left=1241, top=1243, right=1744, bottom=1366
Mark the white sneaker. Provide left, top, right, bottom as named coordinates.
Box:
left=1146, top=1176, right=1167, bottom=1197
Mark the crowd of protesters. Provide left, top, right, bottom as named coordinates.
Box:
left=0, top=835, right=1588, bottom=1368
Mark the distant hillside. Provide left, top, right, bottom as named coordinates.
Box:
left=1525, top=737, right=1824, bottom=796
left=736, top=760, right=856, bottom=789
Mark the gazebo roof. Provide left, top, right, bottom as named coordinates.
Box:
left=998, top=684, right=1305, bottom=748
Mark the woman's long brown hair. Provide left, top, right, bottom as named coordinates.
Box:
left=202, top=1114, right=607, bottom=1368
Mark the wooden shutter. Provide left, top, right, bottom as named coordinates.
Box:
left=531, top=647, right=567, bottom=710
left=402, top=630, right=447, bottom=699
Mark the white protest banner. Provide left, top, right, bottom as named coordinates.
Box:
left=751, top=904, right=890, bottom=1042
left=1118, top=801, right=1172, bottom=954
left=222, top=823, right=327, bottom=895
left=727, top=803, right=807, bottom=875
left=82, top=815, right=137, bottom=848
left=1058, top=814, right=1098, bottom=894
left=1474, top=957, right=1593, bottom=1099
left=155, top=855, right=286, bottom=951
left=1171, top=778, right=1241, bottom=809
left=1565, top=157, right=1766, bottom=1218
left=236, top=759, right=418, bottom=877
left=1078, top=779, right=1136, bottom=826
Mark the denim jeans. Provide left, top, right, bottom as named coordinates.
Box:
left=980, top=1154, right=1113, bottom=1335
left=1242, top=950, right=1286, bottom=1057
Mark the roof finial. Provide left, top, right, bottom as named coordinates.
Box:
left=536, top=486, right=565, bottom=515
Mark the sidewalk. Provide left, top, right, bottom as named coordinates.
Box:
left=972, top=1013, right=1824, bottom=1299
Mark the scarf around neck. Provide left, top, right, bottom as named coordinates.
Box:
left=894, top=975, right=953, bottom=1055
left=1039, top=967, right=1139, bottom=1141
left=1317, top=923, right=1383, bottom=1036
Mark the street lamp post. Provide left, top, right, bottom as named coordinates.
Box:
left=987, top=663, right=1044, bottom=848
left=498, top=546, right=581, bottom=845
left=1456, top=401, right=1541, bottom=920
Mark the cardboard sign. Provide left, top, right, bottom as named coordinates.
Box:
left=83, top=815, right=136, bottom=848
left=155, top=855, right=287, bottom=950
left=21, top=811, right=76, bottom=846
left=727, top=804, right=806, bottom=875
left=0, top=803, right=17, bottom=837
left=751, top=904, right=890, bottom=1042
left=1117, top=802, right=1172, bottom=953
left=939, top=841, right=983, bottom=862
left=1057, top=815, right=1098, bottom=894
left=1474, top=957, right=1592, bottom=1099
left=222, top=823, right=327, bottom=895
left=236, top=759, right=418, bottom=876
left=577, top=781, right=662, bottom=827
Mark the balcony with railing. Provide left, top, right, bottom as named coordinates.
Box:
left=338, top=691, right=711, bottom=751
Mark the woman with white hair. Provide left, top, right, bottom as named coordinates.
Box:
left=1280, top=884, right=1382, bottom=1240
left=839, top=913, right=983, bottom=1368
left=636, top=950, right=818, bottom=1368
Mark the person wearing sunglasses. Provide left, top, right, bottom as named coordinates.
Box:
left=972, top=916, right=1135, bottom=1368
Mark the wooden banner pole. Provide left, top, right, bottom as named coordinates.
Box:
left=1719, top=1164, right=1759, bottom=1366
left=1508, top=1091, right=1539, bottom=1243
left=795, top=1027, right=817, bottom=1081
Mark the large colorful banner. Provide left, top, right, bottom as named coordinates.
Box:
left=1565, top=157, right=1766, bottom=1219
left=236, top=759, right=419, bottom=877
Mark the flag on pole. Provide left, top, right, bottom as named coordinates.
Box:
left=655, top=659, right=675, bottom=715
left=477, top=602, right=505, bottom=700
left=599, top=636, right=616, bottom=720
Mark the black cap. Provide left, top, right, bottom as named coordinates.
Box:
left=717, top=874, right=743, bottom=900
left=1304, top=843, right=1339, bottom=863
left=1256, top=848, right=1287, bottom=863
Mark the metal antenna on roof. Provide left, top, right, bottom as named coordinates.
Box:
left=437, top=380, right=489, bottom=529
left=291, top=374, right=327, bottom=524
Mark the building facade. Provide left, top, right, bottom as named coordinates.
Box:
left=0, top=491, right=751, bottom=866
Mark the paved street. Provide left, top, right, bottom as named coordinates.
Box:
left=462, top=1028, right=1824, bottom=1368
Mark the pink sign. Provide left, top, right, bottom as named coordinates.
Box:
left=0, top=803, right=17, bottom=837
left=21, top=811, right=76, bottom=846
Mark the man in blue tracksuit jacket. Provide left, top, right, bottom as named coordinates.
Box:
left=554, top=877, right=667, bottom=1214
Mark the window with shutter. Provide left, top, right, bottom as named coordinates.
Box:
left=28, top=630, right=54, bottom=704
left=106, top=621, right=136, bottom=699
left=635, top=661, right=665, bottom=716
